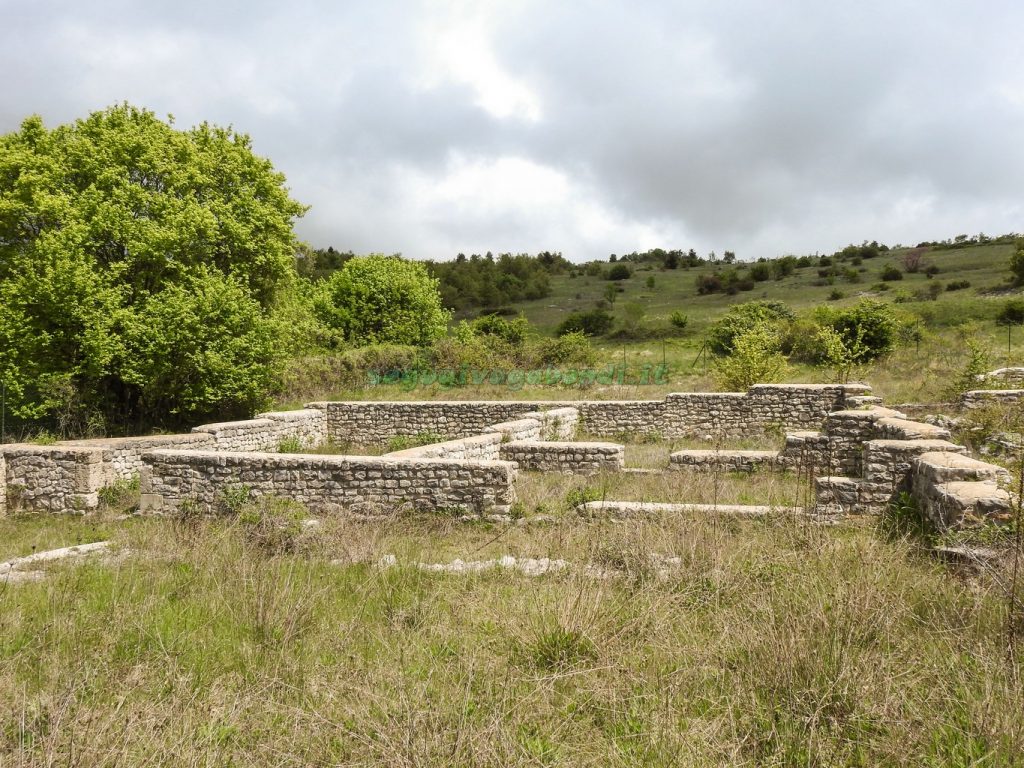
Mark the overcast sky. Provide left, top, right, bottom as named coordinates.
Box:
left=2, top=0, right=1022, bottom=262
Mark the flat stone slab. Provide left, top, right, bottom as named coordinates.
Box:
left=577, top=501, right=803, bottom=518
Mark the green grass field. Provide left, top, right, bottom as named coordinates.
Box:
left=3, top=467, right=1024, bottom=765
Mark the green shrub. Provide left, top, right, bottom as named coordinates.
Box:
left=535, top=332, right=597, bottom=367
left=315, top=255, right=450, bottom=346
left=822, top=299, right=897, bottom=361
left=469, top=314, right=531, bottom=345
left=97, top=475, right=141, bottom=511
left=607, top=264, right=632, bottom=281
left=880, top=265, right=903, bottom=281
left=749, top=262, right=771, bottom=281
left=556, top=308, right=614, bottom=337
left=714, top=323, right=789, bottom=390
left=669, top=310, right=689, bottom=330
left=707, top=300, right=795, bottom=355
left=946, top=280, right=971, bottom=292
left=695, top=273, right=723, bottom=295
left=277, top=436, right=304, bottom=454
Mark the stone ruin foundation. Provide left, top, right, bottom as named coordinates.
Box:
left=0, top=382, right=1013, bottom=529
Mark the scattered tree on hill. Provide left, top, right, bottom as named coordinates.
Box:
left=424, top=251, right=569, bottom=311
left=0, top=104, right=307, bottom=431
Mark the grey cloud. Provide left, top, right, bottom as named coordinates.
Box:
left=1, top=0, right=1022, bottom=260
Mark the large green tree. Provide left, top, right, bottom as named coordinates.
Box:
left=0, top=104, right=307, bottom=432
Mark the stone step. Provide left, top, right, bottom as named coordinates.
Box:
left=924, top=481, right=1012, bottom=528
left=874, top=417, right=951, bottom=441
left=669, top=449, right=779, bottom=473
left=912, top=451, right=1009, bottom=485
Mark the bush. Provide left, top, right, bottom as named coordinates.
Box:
left=946, top=280, right=971, bottom=292
left=749, top=262, right=771, bottom=282
left=607, top=264, right=632, bottom=281
left=556, top=308, right=614, bottom=337
left=695, top=273, right=723, bottom=295
left=714, top=323, right=789, bottom=391
left=316, top=255, right=450, bottom=346
left=880, top=265, right=903, bottom=281
left=824, top=299, right=897, bottom=361
left=707, top=300, right=795, bottom=355
left=535, top=332, right=597, bottom=366
left=1010, top=241, right=1024, bottom=285
left=468, top=314, right=531, bottom=345
left=996, top=299, right=1024, bottom=327
left=828, top=289, right=845, bottom=301
left=669, top=310, right=689, bottom=330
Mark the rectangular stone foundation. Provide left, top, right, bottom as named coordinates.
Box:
left=140, top=449, right=518, bottom=516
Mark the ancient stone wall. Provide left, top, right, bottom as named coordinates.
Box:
left=61, top=433, right=215, bottom=479
left=961, top=390, right=1024, bottom=409
left=191, top=409, right=327, bottom=452
left=498, top=440, right=624, bottom=475
left=308, top=384, right=867, bottom=444
left=139, top=450, right=517, bottom=516
left=2, top=445, right=114, bottom=512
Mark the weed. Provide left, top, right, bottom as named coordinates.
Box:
left=387, top=432, right=443, bottom=452
left=277, top=435, right=304, bottom=453
left=216, top=484, right=253, bottom=515
left=97, top=475, right=140, bottom=512
left=527, top=626, right=597, bottom=671
left=237, top=496, right=313, bottom=556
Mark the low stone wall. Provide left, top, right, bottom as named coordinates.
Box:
left=961, top=390, right=1024, bottom=409
left=498, top=441, right=624, bottom=475
left=309, top=384, right=868, bottom=444
left=670, top=449, right=779, bottom=473
left=910, top=451, right=1010, bottom=528
left=385, top=433, right=502, bottom=461
left=140, top=450, right=517, bottom=516
left=192, top=409, right=327, bottom=452
left=2, top=445, right=114, bottom=512
left=980, top=367, right=1024, bottom=386
left=61, top=433, right=215, bottom=479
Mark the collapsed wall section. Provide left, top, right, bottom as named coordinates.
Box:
left=139, top=450, right=517, bottom=516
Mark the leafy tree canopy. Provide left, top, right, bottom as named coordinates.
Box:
left=315, top=254, right=450, bottom=346
left=0, top=104, right=307, bottom=430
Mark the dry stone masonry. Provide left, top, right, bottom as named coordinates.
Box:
left=2, top=381, right=1013, bottom=526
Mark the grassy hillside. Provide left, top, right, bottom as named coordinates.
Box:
left=505, top=242, right=1015, bottom=337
